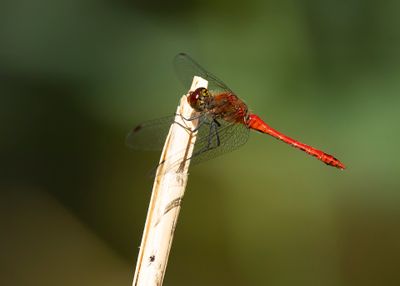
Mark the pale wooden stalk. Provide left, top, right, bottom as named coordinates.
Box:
left=132, top=76, right=208, bottom=286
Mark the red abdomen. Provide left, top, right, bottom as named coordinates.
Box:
left=246, top=114, right=345, bottom=169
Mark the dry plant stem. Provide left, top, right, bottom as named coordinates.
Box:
left=133, top=76, right=208, bottom=286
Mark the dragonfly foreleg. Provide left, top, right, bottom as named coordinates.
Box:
left=173, top=113, right=207, bottom=135
left=175, top=112, right=203, bottom=122
left=172, top=115, right=208, bottom=136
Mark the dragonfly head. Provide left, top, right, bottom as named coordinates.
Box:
left=187, top=87, right=210, bottom=112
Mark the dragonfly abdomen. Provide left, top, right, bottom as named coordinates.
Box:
left=246, top=114, right=345, bottom=169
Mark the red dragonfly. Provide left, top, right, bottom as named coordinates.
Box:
left=127, top=53, right=345, bottom=170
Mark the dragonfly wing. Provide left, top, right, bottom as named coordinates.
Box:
left=155, top=118, right=249, bottom=173
left=173, top=53, right=234, bottom=94
left=130, top=115, right=249, bottom=173
left=190, top=118, right=250, bottom=166
left=126, top=116, right=175, bottom=151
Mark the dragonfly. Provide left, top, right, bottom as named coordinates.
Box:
left=127, top=53, right=345, bottom=170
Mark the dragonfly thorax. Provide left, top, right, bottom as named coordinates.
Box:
left=187, top=87, right=211, bottom=112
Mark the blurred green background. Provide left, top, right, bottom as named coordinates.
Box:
left=1, top=0, right=400, bottom=285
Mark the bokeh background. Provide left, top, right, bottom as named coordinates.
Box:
left=1, top=0, right=400, bottom=285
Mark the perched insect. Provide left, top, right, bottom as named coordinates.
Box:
left=127, top=53, right=345, bottom=170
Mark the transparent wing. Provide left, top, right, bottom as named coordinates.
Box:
left=160, top=116, right=250, bottom=171
left=125, top=116, right=175, bottom=151
left=190, top=118, right=250, bottom=165
left=173, top=53, right=234, bottom=93
left=127, top=114, right=250, bottom=171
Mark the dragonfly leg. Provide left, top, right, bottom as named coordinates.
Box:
left=175, top=112, right=203, bottom=122
left=172, top=113, right=206, bottom=135
left=190, top=119, right=221, bottom=159
left=213, top=119, right=221, bottom=147
left=173, top=117, right=208, bottom=135
left=173, top=121, right=193, bottom=133
left=192, top=117, right=211, bottom=132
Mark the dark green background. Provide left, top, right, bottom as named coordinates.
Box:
left=1, top=0, right=399, bottom=285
